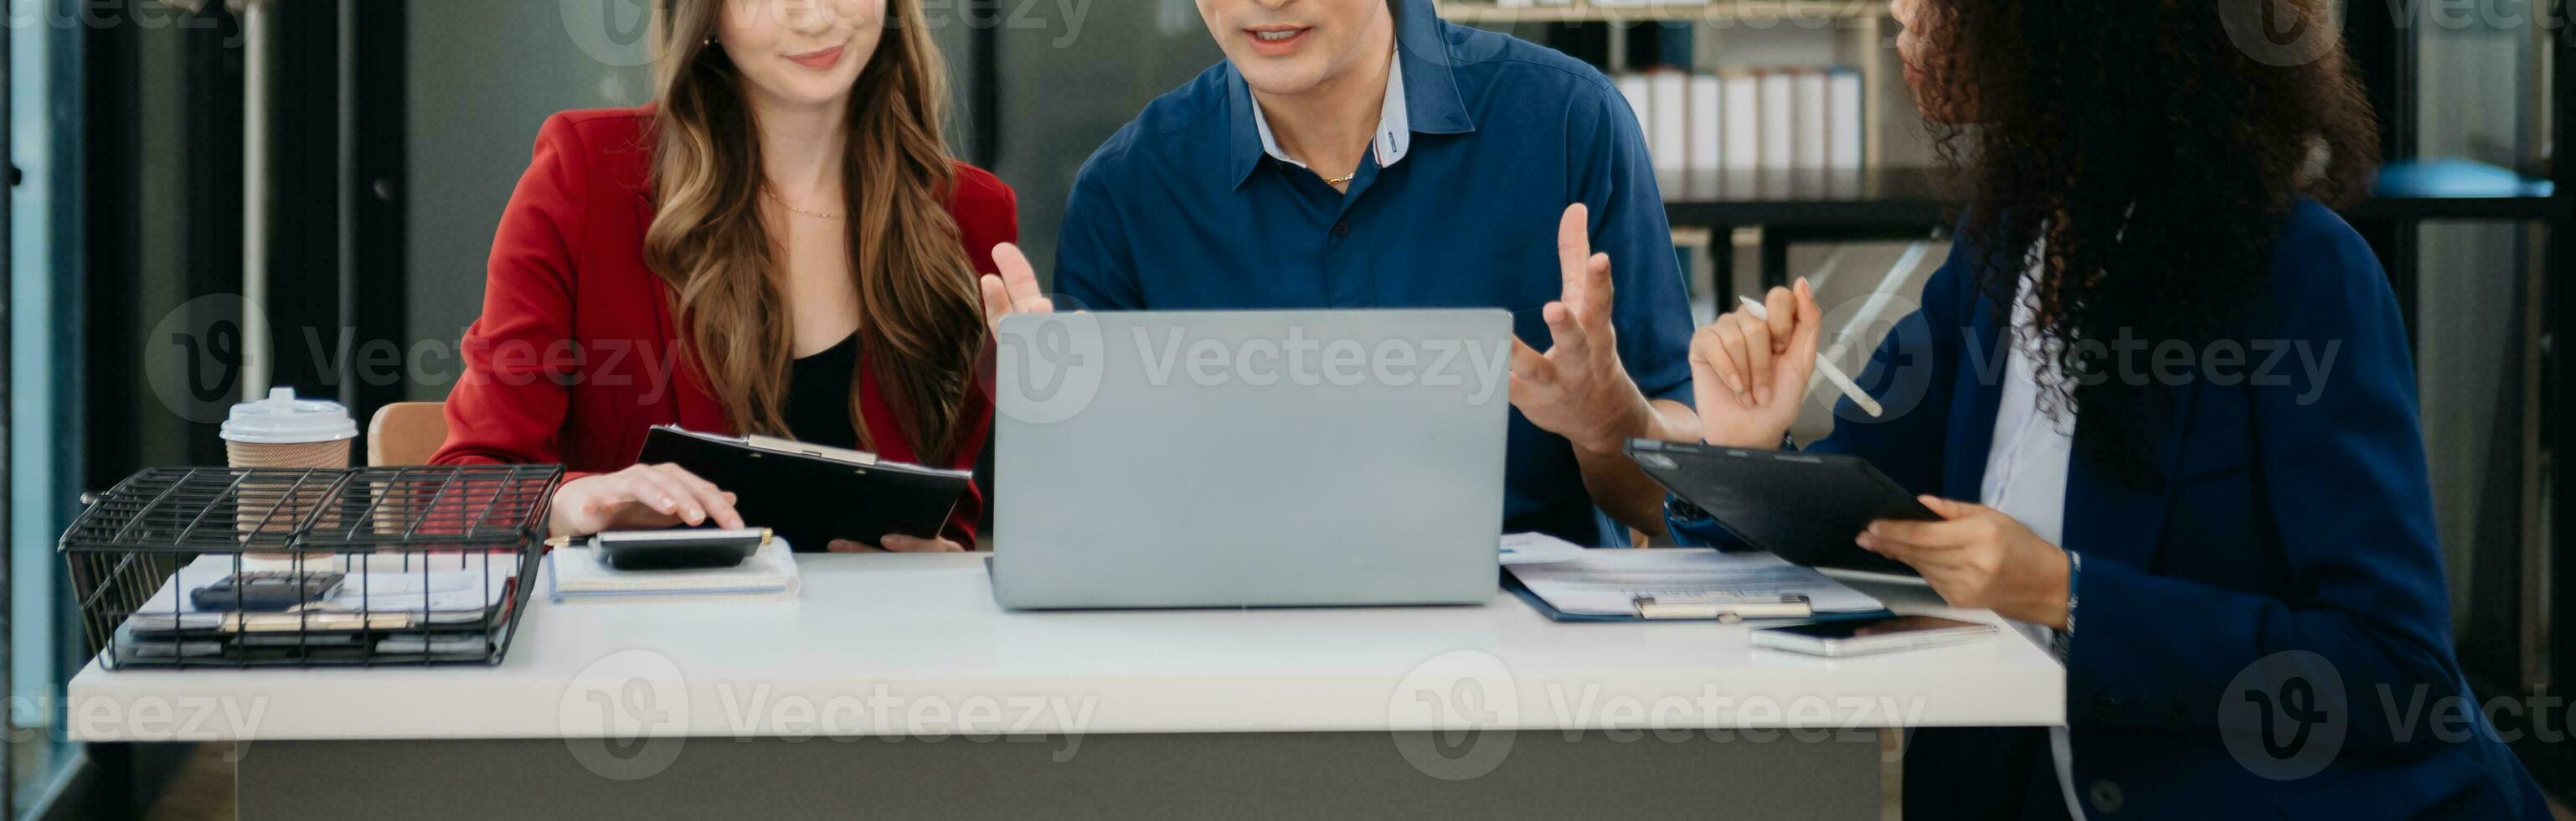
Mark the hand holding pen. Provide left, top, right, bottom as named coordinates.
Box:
left=1690, top=279, right=1880, bottom=450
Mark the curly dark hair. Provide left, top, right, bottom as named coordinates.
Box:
left=1910, top=0, right=2381, bottom=484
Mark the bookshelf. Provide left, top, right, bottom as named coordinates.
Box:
left=1435, top=0, right=1893, bottom=24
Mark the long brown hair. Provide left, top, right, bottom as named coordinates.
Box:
left=642, top=0, right=983, bottom=463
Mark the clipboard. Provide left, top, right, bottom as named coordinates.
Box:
left=636, top=426, right=971, bottom=552
left=1500, top=572, right=1897, bottom=624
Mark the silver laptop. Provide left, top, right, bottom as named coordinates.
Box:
left=990, top=309, right=1511, bottom=609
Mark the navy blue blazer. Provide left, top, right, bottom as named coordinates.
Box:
left=1675, top=199, right=2546, bottom=818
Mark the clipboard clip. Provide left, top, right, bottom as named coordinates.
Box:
left=1632, top=593, right=1814, bottom=622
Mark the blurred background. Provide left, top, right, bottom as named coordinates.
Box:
left=0, top=0, right=2566, bottom=817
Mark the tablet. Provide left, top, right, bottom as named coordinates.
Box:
left=1626, top=439, right=1935, bottom=576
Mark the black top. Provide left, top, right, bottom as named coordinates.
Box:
left=784, top=333, right=861, bottom=451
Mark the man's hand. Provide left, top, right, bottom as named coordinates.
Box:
left=1508, top=204, right=1660, bottom=455
left=1857, top=497, right=2072, bottom=629
left=979, top=243, right=1054, bottom=338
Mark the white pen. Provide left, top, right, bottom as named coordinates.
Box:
left=1738, top=295, right=1883, bottom=418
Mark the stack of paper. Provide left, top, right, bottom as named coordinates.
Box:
left=116, top=554, right=519, bottom=665
left=546, top=539, right=801, bottom=603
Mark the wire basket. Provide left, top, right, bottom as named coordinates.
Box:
left=61, top=465, right=563, bottom=669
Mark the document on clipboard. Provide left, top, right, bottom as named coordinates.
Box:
left=1503, top=547, right=1888, bottom=622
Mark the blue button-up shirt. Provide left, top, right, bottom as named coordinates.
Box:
left=1054, top=0, right=1695, bottom=546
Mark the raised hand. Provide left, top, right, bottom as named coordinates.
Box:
left=1692, top=279, right=1822, bottom=448
left=979, top=243, right=1055, bottom=337
left=1507, top=204, right=1656, bottom=455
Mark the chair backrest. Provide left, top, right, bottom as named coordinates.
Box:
left=367, top=402, right=450, bottom=467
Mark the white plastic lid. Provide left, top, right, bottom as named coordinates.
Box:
left=220, top=388, right=358, bottom=444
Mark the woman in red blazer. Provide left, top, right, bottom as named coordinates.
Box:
left=432, top=0, right=1043, bottom=550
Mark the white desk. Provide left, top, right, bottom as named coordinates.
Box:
left=70, top=554, right=2063, bottom=818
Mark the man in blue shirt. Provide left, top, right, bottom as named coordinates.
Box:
left=1029, top=0, right=1698, bottom=546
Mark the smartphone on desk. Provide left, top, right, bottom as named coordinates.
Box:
left=1752, top=615, right=1998, bottom=658
left=587, top=528, right=768, bottom=571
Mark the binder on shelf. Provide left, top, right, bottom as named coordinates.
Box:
left=1649, top=70, right=1691, bottom=173
left=1827, top=68, right=1866, bottom=170
left=1793, top=70, right=1831, bottom=169
left=1758, top=70, right=1795, bottom=172
left=1722, top=70, right=1760, bottom=171
left=1687, top=74, right=1724, bottom=173
left=1615, top=73, right=1655, bottom=159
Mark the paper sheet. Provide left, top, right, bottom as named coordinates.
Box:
left=1499, top=532, right=1591, bottom=565
left=1507, top=548, right=1883, bottom=617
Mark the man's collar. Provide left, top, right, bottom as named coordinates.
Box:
left=1246, top=50, right=1409, bottom=174
left=1226, top=0, right=1476, bottom=188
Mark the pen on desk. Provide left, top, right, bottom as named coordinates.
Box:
left=1737, top=296, right=1883, bottom=418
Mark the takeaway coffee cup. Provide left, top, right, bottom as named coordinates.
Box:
left=223, top=388, right=357, bottom=540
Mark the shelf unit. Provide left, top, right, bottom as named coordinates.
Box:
left=1435, top=0, right=1892, bottom=23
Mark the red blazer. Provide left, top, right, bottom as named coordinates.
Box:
left=430, top=106, right=1018, bottom=542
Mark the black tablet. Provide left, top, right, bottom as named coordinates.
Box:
left=1626, top=439, right=1936, bottom=576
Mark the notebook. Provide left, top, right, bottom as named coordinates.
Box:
left=546, top=538, right=801, bottom=602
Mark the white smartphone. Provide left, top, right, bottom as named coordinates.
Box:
left=1751, top=615, right=2000, bottom=657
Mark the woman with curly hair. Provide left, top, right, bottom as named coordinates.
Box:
left=1673, top=0, right=2549, bottom=816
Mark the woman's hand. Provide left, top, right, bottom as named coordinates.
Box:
left=979, top=243, right=1055, bottom=338
left=827, top=534, right=968, bottom=553
left=1857, top=496, right=2072, bottom=629
left=1691, top=279, right=1823, bottom=448
left=548, top=463, right=744, bottom=538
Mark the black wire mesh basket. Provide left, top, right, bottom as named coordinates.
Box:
left=61, top=465, right=563, bottom=669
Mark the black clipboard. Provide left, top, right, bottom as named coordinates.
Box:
left=1626, top=439, right=1935, bottom=576
left=636, top=426, right=971, bottom=552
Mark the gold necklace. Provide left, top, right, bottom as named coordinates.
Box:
left=1322, top=172, right=1357, bottom=186
left=763, top=187, right=845, bottom=220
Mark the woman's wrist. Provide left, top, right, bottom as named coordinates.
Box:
left=547, top=479, right=596, bottom=538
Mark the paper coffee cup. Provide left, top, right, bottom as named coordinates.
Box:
left=222, top=388, right=357, bottom=546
